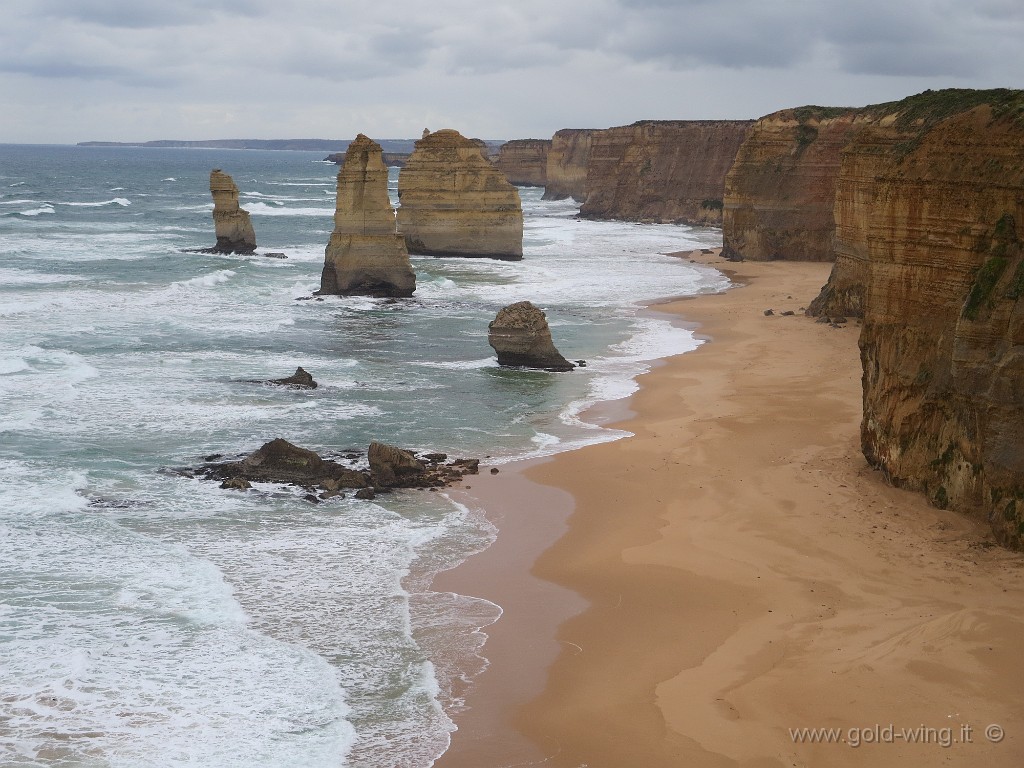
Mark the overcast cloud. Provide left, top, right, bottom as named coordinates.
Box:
left=1, top=0, right=1021, bottom=143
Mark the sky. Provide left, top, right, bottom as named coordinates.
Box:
left=1, top=0, right=1022, bottom=144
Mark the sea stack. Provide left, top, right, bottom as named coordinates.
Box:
left=209, top=169, right=256, bottom=254
left=397, top=129, right=524, bottom=261
left=318, top=134, right=416, bottom=298
left=488, top=301, right=574, bottom=371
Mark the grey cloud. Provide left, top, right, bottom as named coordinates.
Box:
left=36, top=0, right=269, bottom=29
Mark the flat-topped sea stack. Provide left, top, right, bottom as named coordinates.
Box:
left=495, top=139, right=551, bottom=187
left=579, top=120, right=753, bottom=225
left=543, top=129, right=595, bottom=202
left=318, top=134, right=415, bottom=298
left=488, top=301, right=574, bottom=372
left=397, top=129, right=524, bottom=261
left=209, top=169, right=256, bottom=254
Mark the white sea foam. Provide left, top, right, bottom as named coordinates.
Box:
left=245, top=201, right=334, bottom=217
left=13, top=204, right=55, bottom=216
left=62, top=197, right=131, bottom=207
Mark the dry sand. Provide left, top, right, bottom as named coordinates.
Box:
left=434, top=251, right=1024, bottom=768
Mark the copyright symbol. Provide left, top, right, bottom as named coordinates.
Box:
left=985, top=724, right=1005, bottom=743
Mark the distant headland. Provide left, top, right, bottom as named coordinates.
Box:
left=75, top=138, right=504, bottom=154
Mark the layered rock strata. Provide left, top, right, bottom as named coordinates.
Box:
left=847, top=95, right=1024, bottom=548
left=397, top=129, right=523, bottom=260
left=319, top=134, right=415, bottom=297
left=580, top=120, right=753, bottom=225
left=722, top=108, right=861, bottom=261
left=209, top=169, right=256, bottom=254
left=495, top=139, right=551, bottom=187
left=543, top=129, right=595, bottom=202
left=488, top=301, right=574, bottom=371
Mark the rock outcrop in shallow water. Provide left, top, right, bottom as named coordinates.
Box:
left=318, top=134, right=416, bottom=298
left=488, top=301, right=574, bottom=371
left=193, top=438, right=482, bottom=497
left=397, top=129, right=524, bottom=261
left=208, top=169, right=256, bottom=254
left=495, top=139, right=551, bottom=187
left=579, top=120, right=753, bottom=225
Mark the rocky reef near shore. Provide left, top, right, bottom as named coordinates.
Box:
left=397, top=129, right=524, bottom=260
left=579, top=120, right=753, bottom=225
left=495, top=139, right=551, bottom=187
left=208, top=169, right=256, bottom=254
left=190, top=438, right=481, bottom=499
left=318, top=134, right=415, bottom=298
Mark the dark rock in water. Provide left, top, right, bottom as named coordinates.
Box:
left=268, top=367, right=318, bottom=389
left=200, top=438, right=369, bottom=489
left=488, top=301, right=574, bottom=372
left=368, top=441, right=425, bottom=487
left=575, top=360, right=588, bottom=367
left=355, top=488, right=376, bottom=500
left=192, top=438, right=482, bottom=495
left=263, top=252, right=287, bottom=259
left=420, top=452, right=448, bottom=463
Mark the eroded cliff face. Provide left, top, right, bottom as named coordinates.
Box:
left=319, top=134, right=415, bottom=297
left=853, top=101, right=1024, bottom=548
left=722, top=109, right=863, bottom=261
left=495, top=139, right=550, bottom=187
left=397, top=129, right=524, bottom=260
left=209, top=169, right=256, bottom=254
left=580, top=120, right=753, bottom=225
left=543, top=129, right=595, bottom=202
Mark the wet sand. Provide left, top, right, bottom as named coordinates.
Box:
left=434, top=251, right=1024, bottom=767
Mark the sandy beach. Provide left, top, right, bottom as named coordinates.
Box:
left=434, top=251, right=1024, bottom=768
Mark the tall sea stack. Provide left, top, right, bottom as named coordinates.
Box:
left=397, top=129, right=524, bottom=261
left=209, top=169, right=256, bottom=254
left=318, top=134, right=416, bottom=298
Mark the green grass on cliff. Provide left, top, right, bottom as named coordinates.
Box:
left=873, top=88, right=1024, bottom=129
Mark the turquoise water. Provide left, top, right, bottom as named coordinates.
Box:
left=0, top=144, right=726, bottom=767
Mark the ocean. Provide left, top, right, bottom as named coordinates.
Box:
left=0, top=144, right=727, bottom=767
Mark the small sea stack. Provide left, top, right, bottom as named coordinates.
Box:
left=488, top=301, right=575, bottom=371
left=318, top=134, right=416, bottom=298
left=208, top=169, right=257, bottom=254
left=397, top=129, right=524, bottom=261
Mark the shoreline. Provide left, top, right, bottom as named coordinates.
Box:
left=433, top=250, right=1024, bottom=767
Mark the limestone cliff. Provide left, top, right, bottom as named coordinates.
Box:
left=495, top=139, right=551, bottom=187
left=209, top=169, right=256, bottom=254
left=722, top=108, right=863, bottom=261
left=318, top=134, right=415, bottom=297
left=543, top=129, right=595, bottom=202
left=845, top=93, right=1024, bottom=548
left=580, top=120, right=753, bottom=225
left=397, top=129, right=523, bottom=260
